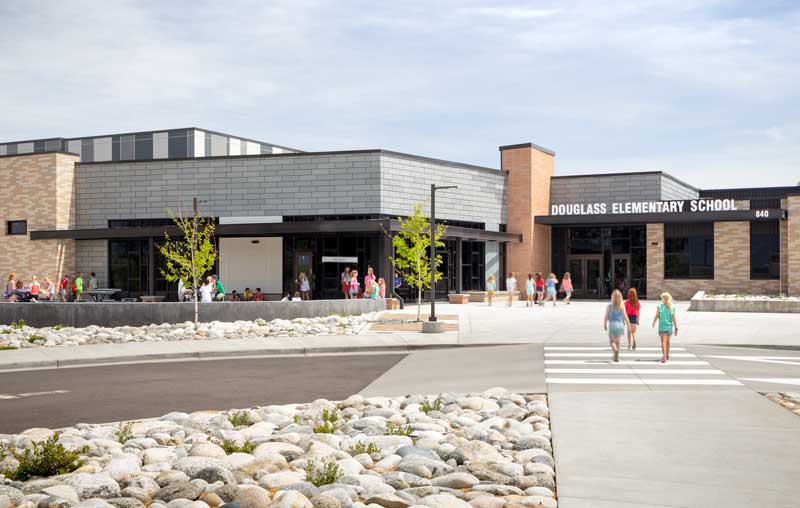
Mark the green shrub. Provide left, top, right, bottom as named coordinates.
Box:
left=214, top=438, right=256, bottom=454
left=114, top=422, right=135, bottom=444
left=0, top=345, right=17, bottom=350
left=304, top=459, right=342, bottom=487
left=349, top=442, right=381, bottom=456
left=420, top=396, right=442, bottom=414
left=385, top=422, right=413, bottom=436
left=27, top=335, right=45, bottom=344
left=2, top=434, right=88, bottom=481
left=228, top=411, right=250, bottom=427
left=313, top=409, right=341, bottom=434
left=10, top=320, right=26, bottom=330
left=0, top=329, right=11, bottom=334
left=53, top=324, right=66, bottom=331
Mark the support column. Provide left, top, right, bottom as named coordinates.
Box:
left=148, top=237, right=155, bottom=295
left=500, top=143, right=555, bottom=278
left=380, top=232, right=393, bottom=294
left=788, top=196, right=800, bottom=296
left=456, top=238, right=463, bottom=293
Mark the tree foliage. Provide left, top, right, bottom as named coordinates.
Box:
left=158, top=209, right=217, bottom=327
left=392, top=202, right=447, bottom=321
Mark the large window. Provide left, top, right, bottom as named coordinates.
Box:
left=664, top=223, right=714, bottom=279
left=750, top=221, right=780, bottom=279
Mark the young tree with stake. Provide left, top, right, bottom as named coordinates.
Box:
left=158, top=203, right=217, bottom=327
left=392, top=203, right=447, bottom=322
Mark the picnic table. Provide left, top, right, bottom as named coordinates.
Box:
left=139, top=295, right=165, bottom=303
left=84, top=288, right=121, bottom=302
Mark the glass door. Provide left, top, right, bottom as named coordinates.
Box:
left=567, top=255, right=602, bottom=299
left=611, top=255, right=630, bottom=295
left=294, top=250, right=314, bottom=296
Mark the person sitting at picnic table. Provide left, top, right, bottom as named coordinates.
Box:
left=29, top=276, right=41, bottom=302
left=230, top=290, right=241, bottom=302
left=243, top=287, right=254, bottom=301
left=254, top=288, right=264, bottom=301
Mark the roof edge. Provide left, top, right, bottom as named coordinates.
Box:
left=0, top=150, right=80, bottom=160
left=498, top=142, right=556, bottom=156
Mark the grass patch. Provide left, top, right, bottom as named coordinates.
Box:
left=10, top=320, right=26, bottom=330
left=304, top=459, right=342, bottom=487
left=385, top=422, right=413, bottom=436
left=53, top=324, right=66, bottom=331
left=313, top=408, right=341, bottom=434
left=228, top=411, right=250, bottom=427
left=0, top=434, right=88, bottom=481
left=0, top=329, right=11, bottom=334
left=214, top=438, right=257, bottom=454
left=349, top=442, right=381, bottom=456
left=27, top=335, right=45, bottom=344
left=114, top=422, right=135, bottom=444
left=0, top=345, right=17, bottom=351
left=420, top=396, right=442, bottom=414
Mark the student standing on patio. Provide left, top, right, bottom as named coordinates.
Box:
left=505, top=272, right=517, bottom=307
left=59, top=274, right=70, bottom=302
left=74, top=273, right=84, bottom=302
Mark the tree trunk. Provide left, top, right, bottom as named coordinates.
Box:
left=193, top=288, right=199, bottom=329
left=417, top=286, right=422, bottom=322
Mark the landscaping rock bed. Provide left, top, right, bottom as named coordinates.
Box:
left=688, top=291, right=800, bottom=313
left=0, top=389, right=557, bottom=508
left=0, top=315, right=371, bottom=350
left=764, top=392, right=800, bottom=417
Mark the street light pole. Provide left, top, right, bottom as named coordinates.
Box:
left=429, top=184, right=457, bottom=323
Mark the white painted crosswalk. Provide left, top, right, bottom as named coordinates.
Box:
left=544, top=345, right=743, bottom=388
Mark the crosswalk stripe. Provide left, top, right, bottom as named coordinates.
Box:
left=740, top=378, right=800, bottom=386
left=546, top=378, right=743, bottom=386
left=544, top=346, right=686, bottom=351
left=545, top=352, right=693, bottom=358
left=544, top=359, right=710, bottom=365
left=545, top=368, right=726, bottom=375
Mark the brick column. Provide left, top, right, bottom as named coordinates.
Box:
left=788, top=196, right=800, bottom=296
left=500, top=143, right=554, bottom=279
left=646, top=224, right=664, bottom=300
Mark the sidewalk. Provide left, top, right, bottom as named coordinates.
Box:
left=550, top=389, right=800, bottom=508
left=0, top=332, right=471, bottom=371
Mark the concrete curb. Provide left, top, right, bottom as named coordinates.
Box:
left=0, top=340, right=517, bottom=372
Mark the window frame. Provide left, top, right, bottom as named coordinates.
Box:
left=749, top=220, right=780, bottom=280
left=663, top=222, right=714, bottom=280
left=6, top=220, right=27, bottom=236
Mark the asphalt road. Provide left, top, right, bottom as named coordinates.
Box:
left=0, top=354, right=405, bottom=433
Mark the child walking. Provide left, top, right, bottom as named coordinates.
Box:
left=486, top=275, right=496, bottom=306
left=604, top=289, right=630, bottom=363
left=624, top=288, right=641, bottom=350
left=525, top=273, right=535, bottom=307
left=560, top=272, right=573, bottom=304
left=545, top=273, right=558, bottom=306
left=534, top=272, right=545, bottom=306
left=349, top=270, right=361, bottom=299
left=652, top=292, right=678, bottom=363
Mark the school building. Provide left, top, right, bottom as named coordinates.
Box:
left=0, top=129, right=798, bottom=300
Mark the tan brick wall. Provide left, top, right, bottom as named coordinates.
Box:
left=788, top=196, right=800, bottom=296
left=647, top=221, right=776, bottom=300
left=0, top=153, right=78, bottom=288
left=502, top=146, right=553, bottom=279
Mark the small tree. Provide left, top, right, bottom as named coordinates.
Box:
left=158, top=208, right=217, bottom=327
left=392, top=202, right=447, bottom=322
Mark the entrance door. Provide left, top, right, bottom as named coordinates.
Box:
left=567, top=255, right=602, bottom=299
left=611, top=255, right=630, bottom=295
left=294, top=250, right=314, bottom=296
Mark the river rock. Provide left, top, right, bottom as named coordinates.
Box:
left=66, top=475, right=121, bottom=501
left=154, top=482, right=203, bottom=502
left=237, top=486, right=271, bottom=508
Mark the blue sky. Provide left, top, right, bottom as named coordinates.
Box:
left=1, top=0, right=798, bottom=188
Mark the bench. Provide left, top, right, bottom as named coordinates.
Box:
left=140, top=295, right=165, bottom=303
left=464, top=291, right=522, bottom=302
left=84, top=288, right=122, bottom=302
left=447, top=294, right=470, bottom=304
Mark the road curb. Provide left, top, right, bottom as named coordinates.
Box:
left=0, top=341, right=519, bottom=372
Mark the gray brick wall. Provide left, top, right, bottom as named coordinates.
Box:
left=75, top=239, right=108, bottom=286
left=379, top=154, right=507, bottom=225
left=74, top=153, right=383, bottom=228
left=550, top=173, right=662, bottom=207
left=660, top=174, right=699, bottom=200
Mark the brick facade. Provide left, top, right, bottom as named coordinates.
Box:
left=501, top=145, right=554, bottom=279
left=646, top=221, right=776, bottom=300
left=0, top=152, right=78, bottom=288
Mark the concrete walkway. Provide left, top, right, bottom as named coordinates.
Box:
left=550, top=389, right=800, bottom=508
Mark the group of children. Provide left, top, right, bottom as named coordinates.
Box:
left=341, top=266, right=386, bottom=300
left=5, top=272, right=98, bottom=302
left=604, top=288, right=678, bottom=363
left=485, top=271, right=574, bottom=307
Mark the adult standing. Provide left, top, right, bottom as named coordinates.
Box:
left=200, top=276, right=214, bottom=303
left=505, top=272, right=517, bottom=307
left=652, top=292, right=678, bottom=363
left=5, top=273, right=16, bottom=302
left=298, top=272, right=311, bottom=300
left=213, top=275, right=225, bottom=301
left=341, top=267, right=351, bottom=299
